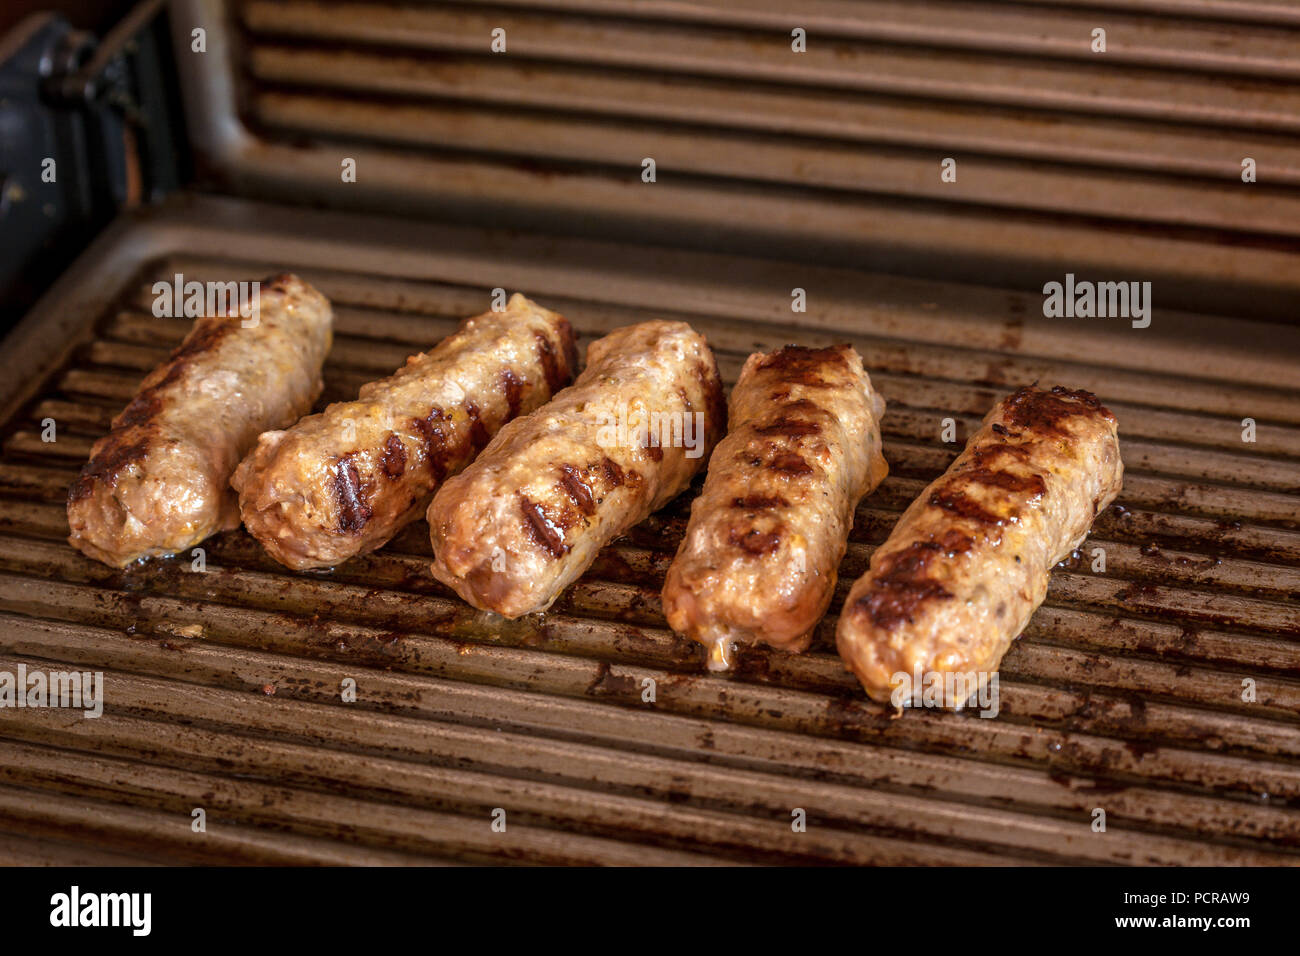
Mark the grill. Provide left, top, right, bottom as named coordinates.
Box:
left=0, top=0, right=1298, bottom=865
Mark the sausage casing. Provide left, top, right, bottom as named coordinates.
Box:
left=428, top=320, right=725, bottom=618
left=836, top=385, right=1122, bottom=705
left=662, top=345, right=888, bottom=670
left=67, top=274, right=332, bottom=567
left=232, top=293, right=577, bottom=570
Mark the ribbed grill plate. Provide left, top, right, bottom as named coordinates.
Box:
left=0, top=195, right=1296, bottom=865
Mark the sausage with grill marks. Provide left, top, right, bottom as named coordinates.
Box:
left=835, top=385, right=1123, bottom=707
left=67, top=274, right=333, bottom=567
left=232, top=293, right=577, bottom=570
left=662, top=344, right=888, bottom=670
left=428, top=320, right=725, bottom=618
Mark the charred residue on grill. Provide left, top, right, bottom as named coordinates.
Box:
left=1002, top=384, right=1114, bottom=436
left=1116, top=582, right=1161, bottom=603
left=380, top=434, right=406, bottom=479
left=585, top=660, right=641, bottom=698
left=520, top=494, right=567, bottom=557
left=855, top=530, right=973, bottom=629
left=333, top=454, right=373, bottom=532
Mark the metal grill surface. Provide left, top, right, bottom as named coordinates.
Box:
left=0, top=196, right=1296, bottom=864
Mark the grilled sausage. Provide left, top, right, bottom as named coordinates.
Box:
left=428, top=320, right=725, bottom=618
left=836, top=385, right=1122, bottom=706
left=232, top=293, right=577, bottom=570
left=67, top=274, right=332, bottom=568
left=662, top=345, right=888, bottom=670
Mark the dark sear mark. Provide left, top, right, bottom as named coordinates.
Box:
left=334, top=455, right=373, bottom=532
left=536, top=320, right=578, bottom=395
left=555, top=316, right=579, bottom=383
left=693, top=358, right=727, bottom=444
left=928, top=466, right=1047, bottom=526
left=964, top=443, right=1033, bottom=474
left=553, top=458, right=634, bottom=529
left=501, top=367, right=526, bottom=417
left=756, top=344, right=849, bottom=386
left=928, top=489, right=1005, bottom=526
left=960, top=467, right=1047, bottom=496
left=768, top=450, right=813, bottom=475
left=597, top=456, right=625, bottom=489
left=166, top=318, right=236, bottom=368
left=115, top=393, right=162, bottom=429
left=68, top=436, right=151, bottom=502
left=754, top=417, right=822, bottom=437
left=730, top=527, right=782, bottom=555
left=1002, top=385, right=1113, bottom=437
left=520, top=494, right=567, bottom=557
left=464, top=400, right=490, bottom=452
left=411, top=407, right=451, bottom=481
left=642, top=442, right=664, bottom=462
left=380, top=434, right=406, bottom=479
left=856, top=529, right=974, bottom=629
left=558, top=464, right=596, bottom=516
left=71, top=317, right=243, bottom=502
left=732, top=494, right=788, bottom=510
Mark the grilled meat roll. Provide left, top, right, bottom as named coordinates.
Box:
left=67, top=274, right=332, bottom=567
left=232, top=293, right=577, bottom=570
left=836, top=385, right=1122, bottom=706
left=428, top=320, right=725, bottom=618
left=662, top=345, right=888, bottom=670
